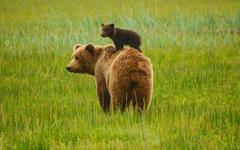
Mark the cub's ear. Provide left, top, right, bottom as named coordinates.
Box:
left=85, top=43, right=94, bottom=54
left=110, top=23, right=114, bottom=28
left=101, top=24, right=104, bottom=27
left=73, top=43, right=82, bottom=51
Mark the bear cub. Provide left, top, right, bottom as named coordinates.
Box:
left=101, top=23, right=142, bottom=52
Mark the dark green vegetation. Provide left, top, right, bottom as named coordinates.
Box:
left=0, top=0, right=239, bottom=149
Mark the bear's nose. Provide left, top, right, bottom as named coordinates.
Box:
left=66, top=66, right=71, bottom=72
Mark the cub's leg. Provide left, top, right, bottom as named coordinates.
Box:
left=130, top=44, right=142, bottom=52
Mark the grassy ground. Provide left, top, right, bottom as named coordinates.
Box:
left=0, top=0, right=240, bottom=149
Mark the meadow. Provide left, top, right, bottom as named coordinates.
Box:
left=0, top=0, right=240, bottom=149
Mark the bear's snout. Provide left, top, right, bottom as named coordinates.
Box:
left=66, top=66, right=72, bottom=72
left=101, top=33, right=106, bottom=37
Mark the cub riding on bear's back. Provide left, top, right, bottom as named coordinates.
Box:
left=66, top=44, right=152, bottom=113
left=101, top=23, right=142, bottom=52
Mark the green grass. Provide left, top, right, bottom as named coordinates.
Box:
left=0, top=0, right=240, bottom=149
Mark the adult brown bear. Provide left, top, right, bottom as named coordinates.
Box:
left=66, top=43, right=153, bottom=113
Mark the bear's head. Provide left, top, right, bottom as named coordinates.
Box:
left=101, top=23, right=115, bottom=38
left=66, top=43, right=98, bottom=75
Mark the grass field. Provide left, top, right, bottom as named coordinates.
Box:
left=0, top=0, right=240, bottom=149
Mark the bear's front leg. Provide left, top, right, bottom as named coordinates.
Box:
left=96, top=83, right=110, bottom=113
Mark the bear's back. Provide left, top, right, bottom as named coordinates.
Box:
left=111, top=48, right=151, bottom=73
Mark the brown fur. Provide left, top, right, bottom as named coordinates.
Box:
left=66, top=43, right=152, bottom=113
left=101, top=23, right=142, bottom=52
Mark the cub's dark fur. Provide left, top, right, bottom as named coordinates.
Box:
left=101, top=23, right=142, bottom=52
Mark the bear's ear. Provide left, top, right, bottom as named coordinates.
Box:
left=101, top=24, right=104, bottom=27
left=73, top=44, right=82, bottom=51
left=85, top=43, right=94, bottom=54
left=110, top=23, right=114, bottom=28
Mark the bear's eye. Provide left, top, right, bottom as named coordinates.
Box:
left=75, top=57, right=80, bottom=60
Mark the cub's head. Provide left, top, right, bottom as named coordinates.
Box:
left=101, top=23, right=115, bottom=38
left=66, top=43, right=97, bottom=75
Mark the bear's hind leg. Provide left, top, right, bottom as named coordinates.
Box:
left=109, top=87, right=131, bottom=112
left=132, top=84, right=152, bottom=113
left=120, top=92, right=131, bottom=112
